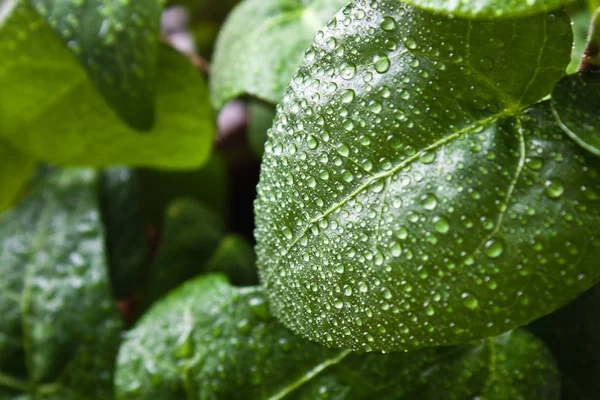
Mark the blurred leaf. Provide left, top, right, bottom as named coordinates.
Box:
left=116, top=275, right=559, bottom=399
left=0, top=169, right=122, bottom=399
left=138, top=198, right=225, bottom=312
left=0, top=140, right=34, bottom=214
left=568, top=9, right=592, bottom=73
left=0, top=1, right=214, bottom=168
left=401, top=0, right=572, bottom=18
left=551, top=73, right=600, bottom=156
left=100, top=167, right=149, bottom=299
left=248, top=101, right=276, bottom=157
left=210, top=0, right=349, bottom=109
left=137, top=154, right=228, bottom=226
left=205, top=235, right=258, bottom=286
left=30, top=0, right=164, bottom=129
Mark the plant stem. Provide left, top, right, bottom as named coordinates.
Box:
left=579, top=7, right=600, bottom=72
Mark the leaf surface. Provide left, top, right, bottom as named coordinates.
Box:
left=0, top=140, right=34, bottom=213
left=210, top=0, right=349, bottom=109
left=116, top=275, right=559, bottom=399
left=402, top=0, right=572, bottom=18
left=551, top=72, right=600, bottom=156
left=254, top=0, right=599, bottom=352
left=0, top=169, right=122, bottom=399
left=0, top=1, right=214, bottom=168
left=30, top=0, right=164, bottom=129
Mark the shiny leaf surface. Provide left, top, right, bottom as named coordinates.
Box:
left=403, top=0, right=572, bottom=18
left=254, top=0, right=600, bottom=352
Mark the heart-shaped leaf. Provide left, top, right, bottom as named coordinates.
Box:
left=401, top=0, right=572, bottom=18
left=551, top=72, right=600, bottom=157
left=116, top=275, right=559, bottom=399
left=30, top=0, right=164, bottom=130
left=254, top=0, right=600, bottom=352
left=0, top=1, right=214, bottom=168
left=210, top=0, right=350, bottom=109
left=0, top=169, right=122, bottom=399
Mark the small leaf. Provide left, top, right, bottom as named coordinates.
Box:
left=551, top=73, right=600, bottom=156
left=0, top=1, right=214, bottom=168
left=530, top=283, right=600, bottom=400
left=402, top=0, right=572, bottom=18
left=30, top=0, right=164, bottom=130
left=255, top=1, right=595, bottom=352
left=116, top=275, right=559, bottom=399
left=248, top=100, right=277, bottom=157
left=0, top=169, right=122, bottom=398
left=205, top=235, right=259, bottom=286
left=210, top=0, right=349, bottom=109
left=138, top=198, right=225, bottom=312
left=0, top=140, right=34, bottom=213
left=100, top=167, right=149, bottom=299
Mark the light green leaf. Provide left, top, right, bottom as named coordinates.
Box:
left=255, top=0, right=598, bottom=352
left=100, top=167, right=149, bottom=299
left=0, top=0, right=214, bottom=168
left=551, top=73, right=600, bottom=156
left=210, top=0, right=349, bottom=109
left=138, top=198, right=225, bottom=312
left=0, top=140, right=34, bottom=213
left=205, top=235, right=259, bottom=286
left=30, top=0, right=164, bottom=130
left=567, top=9, right=592, bottom=73
left=116, top=275, right=559, bottom=399
left=402, top=0, right=572, bottom=18
left=0, top=169, right=122, bottom=399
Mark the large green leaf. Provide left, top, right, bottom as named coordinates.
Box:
left=116, top=275, right=559, bottom=399
left=210, top=0, right=350, bottom=109
left=551, top=73, right=600, bottom=156
left=401, top=0, right=572, bottom=18
left=0, top=140, right=34, bottom=213
left=138, top=198, right=225, bottom=312
left=30, top=0, right=164, bottom=130
left=254, top=0, right=599, bottom=352
left=530, top=283, right=600, bottom=400
left=0, top=169, right=122, bottom=399
left=0, top=0, right=214, bottom=168
left=100, top=167, right=149, bottom=299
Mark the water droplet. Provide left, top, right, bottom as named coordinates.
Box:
left=432, top=216, right=449, bottom=234
left=484, top=238, right=504, bottom=258
left=374, top=54, right=390, bottom=73
left=421, top=193, right=438, bottom=210
left=544, top=179, right=564, bottom=198
left=380, top=16, right=396, bottom=31
left=462, top=293, right=479, bottom=310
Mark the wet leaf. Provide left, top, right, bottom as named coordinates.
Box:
left=210, top=0, right=349, bottom=109
left=30, top=0, right=164, bottom=130
left=0, top=1, right=214, bottom=168
left=138, top=198, right=225, bottom=312
left=551, top=73, right=600, bottom=156
left=116, top=275, right=559, bottom=399
left=402, top=0, right=572, bottom=18
left=0, top=141, right=34, bottom=214
left=100, top=167, right=149, bottom=299
left=254, top=0, right=600, bottom=352
left=0, top=169, right=122, bottom=399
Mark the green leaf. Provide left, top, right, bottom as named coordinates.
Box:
left=116, top=275, right=559, bottom=399
left=100, top=167, right=149, bottom=299
left=552, top=73, right=600, bottom=156
left=402, top=0, right=572, bottom=18
left=0, top=169, right=122, bottom=399
left=205, top=235, right=259, bottom=286
left=0, top=0, right=214, bottom=168
left=0, top=140, right=34, bottom=213
left=567, top=9, right=592, bottom=73
left=30, top=0, right=164, bottom=130
left=529, top=282, right=600, bottom=400
left=255, top=0, right=597, bottom=352
left=210, top=0, right=349, bottom=109
left=137, top=154, right=228, bottom=226
left=138, top=198, right=225, bottom=312
left=248, top=101, right=277, bottom=157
